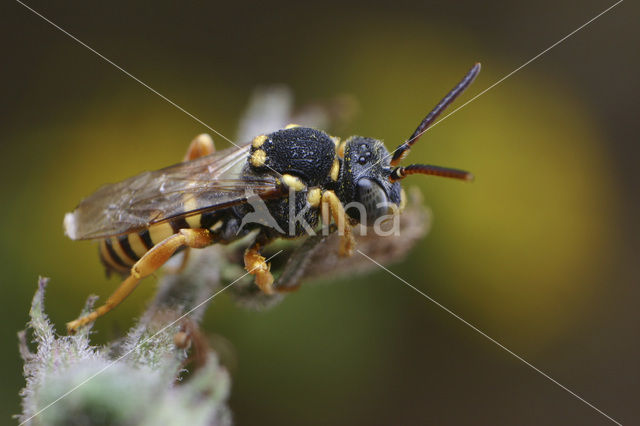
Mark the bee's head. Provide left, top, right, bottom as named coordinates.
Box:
left=339, top=63, right=481, bottom=225
left=340, top=137, right=402, bottom=224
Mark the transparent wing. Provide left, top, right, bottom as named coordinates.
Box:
left=64, top=144, right=284, bottom=240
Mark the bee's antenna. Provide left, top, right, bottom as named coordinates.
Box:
left=389, top=164, right=474, bottom=182
left=390, top=63, right=481, bottom=167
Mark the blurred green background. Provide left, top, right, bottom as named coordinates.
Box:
left=3, top=0, right=639, bottom=424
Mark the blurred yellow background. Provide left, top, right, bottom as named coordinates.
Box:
left=3, top=0, right=638, bottom=424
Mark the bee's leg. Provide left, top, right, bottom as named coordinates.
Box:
left=184, top=133, right=215, bottom=161
left=321, top=190, right=355, bottom=257
left=66, top=229, right=213, bottom=334
left=244, top=236, right=276, bottom=294
left=159, top=132, right=213, bottom=277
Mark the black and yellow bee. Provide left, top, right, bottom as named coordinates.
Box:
left=64, top=63, right=480, bottom=333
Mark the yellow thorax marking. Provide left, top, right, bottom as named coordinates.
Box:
left=282, top=174, right=305, bottom=191
left=250, top=149, right=267, bottom=167
left=252, top=134, right=268, bottom=148
left=307, top=188, right=321, bottom=207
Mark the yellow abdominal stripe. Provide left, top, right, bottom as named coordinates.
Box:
left=183, top=195, right=201, bottom=228
left=185, top=214, right=201, bottom=229
left=127, top=233, right=149, bottom=258
left=148, top=222, right=174, bottom=244
left=110, top=237, right=135, bottom=263
left=99, top=240, right=122, bottom=269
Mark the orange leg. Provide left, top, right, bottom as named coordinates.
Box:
left=67, top=228, right=213, bottom=334
left=159, top=134, right=215, bottom=275
left=244, top=242, right=275, bottom=294
left=184, top=133, right=215, bottom=161
left=321, top=190, right=355, bottom=257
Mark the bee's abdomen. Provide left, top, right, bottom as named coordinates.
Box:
left=98, top=216, right=203, bottom=275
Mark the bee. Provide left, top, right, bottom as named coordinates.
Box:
left=64, top=63, right=480, bottom=334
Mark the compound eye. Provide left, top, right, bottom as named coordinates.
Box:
left=355, top=178, right=391, bottom=222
